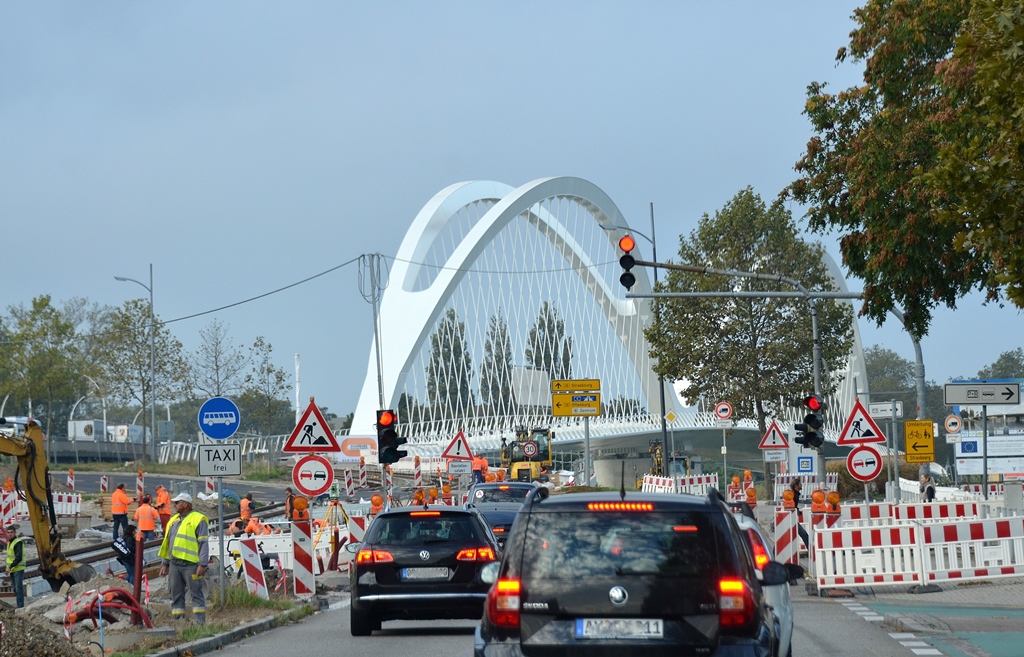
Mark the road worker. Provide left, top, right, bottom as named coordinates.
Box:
left=111, top=483, right=133, bottom=542
left=134, top=495, right=160, bottom=540
left=284, top=487, right=295, bottom=519
left=5, top=523, right=26, bottom=608
left=155, top=485, right=172, bottom=533
left=472, top=455, right=488, bottom=484
left=787, top=480, right=809, bottom=549
left=158, top=493, right=209, bottom=625
left=240, top=493, right=254, bottom=521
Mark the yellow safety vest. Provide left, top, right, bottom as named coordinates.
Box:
left=159, top=511, right=208, bottom=563
left=6, top=537, right=25, bottom=573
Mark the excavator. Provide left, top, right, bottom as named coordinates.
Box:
left=1, top=417, right=95, bottom=591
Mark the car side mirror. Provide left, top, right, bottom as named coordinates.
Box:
left=344, top=542, right=361, bottom=554
left=761, top=561, right=790, bottom=586
left=480, top=562, right=500, bottom=584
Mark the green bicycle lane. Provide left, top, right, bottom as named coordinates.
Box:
left=864, top=599, right=1024, bottom=657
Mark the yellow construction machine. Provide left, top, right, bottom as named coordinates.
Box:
left=0, top=417, right=95, bottom=590
left=500, top=427, right=553, bottom=482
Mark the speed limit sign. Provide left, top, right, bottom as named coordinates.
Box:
left=522, top=441, right=538, bottom=458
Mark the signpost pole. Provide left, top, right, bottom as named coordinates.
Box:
left=722, top=427, right=727, bottom=493
left=218, top=475, right=225, bottom=608
left=890, top=403, right=899, bottom=503
left=584, top=416, right=591, bottom=486
left=983, top=405, right=989, bottom=501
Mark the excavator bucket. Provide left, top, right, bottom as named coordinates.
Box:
left=45, top=563, right=98, bottom=592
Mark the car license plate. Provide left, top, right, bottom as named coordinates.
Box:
left=401, top=567, right=449, bottom=580
left=575, top=618, right=663, bottom=639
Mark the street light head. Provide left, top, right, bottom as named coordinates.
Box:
left=114, top=276, right=129, bottom=282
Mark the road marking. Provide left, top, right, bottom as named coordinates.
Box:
left=910, top=650, right=942, bottom=656
left=889, top=633, right=917, bottom=639
left=328, top=598, right=351, bottom=611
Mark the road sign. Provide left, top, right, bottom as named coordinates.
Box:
left=796, top=456, right=814, bottom=473
left=944, top=382, right=1020, bottom=405
left=283, top=400, right=340, bottom=453
left=522, top=441, right=539, bottom=458
left=447, top=460, right=472, bottom=474
left=763, top=449, right=787, bottom=463
left=868, top=401, right=903, bottom=419
left=956, top=434, right=1024, bottom=458
left=945, top=433, right=961, bottom=444
left=944, top=414, right=963, bottom=434
left=665, top=411, right=677, bottom=423
left=552, top=392, right=601, bottom=416
left=904, top=419, right=934, bottom=463
left=847, top=444, right=883, bottom=482
left=836, top=399, right=887, bottom=446
left=198, top=442, right=241, bottom=477
left=714, top=402, right=733, bottom=420
left=441, top=430, right=474, bottom=460
left=292, top=454, right=334, bottom=497
left=550, top=378, right=601, bottom=392
left=758, top=420, right=790, bottom=449
left=197, top=397, right=241, bottom=440
left=715, top=418, right=734, bottom=429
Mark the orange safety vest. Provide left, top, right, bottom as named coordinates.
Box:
left=134, top=503, right=159, bottom=532
left=240, top=498, right=253, bottom=520
left=245, top=518, right=262, bottom=534
left=111, top=489, right=131, bottom=515
left=155, top=489, right=172, bottom=515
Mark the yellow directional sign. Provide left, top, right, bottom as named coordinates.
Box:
left=552, top=393, right=602, bottom=417
left=904, top=419, right=934, bottom=463
left=551, top=378, right=601, bottom=393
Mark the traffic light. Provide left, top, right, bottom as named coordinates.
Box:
left=801, top=395, right=826, bottom=448
left=618, top=235, right=637, bottom=290
left=793, top=421, right=808, bottom=446
left=377, top=409, right=408, bottom=464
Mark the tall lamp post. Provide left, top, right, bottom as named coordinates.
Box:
left=603, top=206, right=670, bottom=476
left=115, top=264, right=156, bottom=462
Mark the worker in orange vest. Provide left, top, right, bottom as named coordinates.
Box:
left=472, top=455, right=488, bottom=484
left=285, top=487, right=295, bottom=520
left=240, top=493, right=254, bottom=521
left=111, top=483, right=133, bottom=542
left=154, top=485, right=172, bottom=533
left=134, top=495, right=160, bottom=540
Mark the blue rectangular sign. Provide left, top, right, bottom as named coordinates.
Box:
left=797, top=456, right=814, bottom=473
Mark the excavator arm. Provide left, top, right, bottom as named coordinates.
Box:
left=0, top=418, right=95, bottom=591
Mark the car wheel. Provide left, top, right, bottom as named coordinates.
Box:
left=350, top=607, right=374, bottom=636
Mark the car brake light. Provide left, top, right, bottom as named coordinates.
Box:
left=745, top=528, right=770, bottom=570
left=410, top=511, right=441, bottom=517
left=491, top=527, right=505, bottom=533
left=586, top=502, right=654, bottom=512
left=673, top=525, right=698, bottom=532
left=487, top=578, right=521, bottom=627
left=498, top=485, right=510, bottom=490
left=719, top=578, right=755, bottom=628
left=356, top=549, right=394, bottom=564
left=456, top=547, right=496, bottom=561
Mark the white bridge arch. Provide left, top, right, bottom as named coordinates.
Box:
left=351, top=177, right=868, bottom=453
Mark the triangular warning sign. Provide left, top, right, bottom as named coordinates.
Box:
left=758, top=420, right=790, bottom=449
left=440, top=430, right=474, bottom=461
left=283, top=400, right=340, bottom=453
left=836, top=398, right=887, bottom=446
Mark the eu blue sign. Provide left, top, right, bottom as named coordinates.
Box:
left=197, top=397, right=241, bottom=440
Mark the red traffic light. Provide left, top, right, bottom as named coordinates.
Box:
left=377, top=410, right=396, bottom=426
left=803, top=395, right=824, bottom=412
left=618, top=235, right=636, bottom=253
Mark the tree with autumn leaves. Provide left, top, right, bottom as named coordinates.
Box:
left=789, top=0, right=1024, bottom=340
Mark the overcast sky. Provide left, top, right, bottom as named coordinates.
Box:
left=3, top=3, right=1020, bottom=421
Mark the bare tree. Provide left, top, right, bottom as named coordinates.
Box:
left=190, top=319, right=247, bottom=399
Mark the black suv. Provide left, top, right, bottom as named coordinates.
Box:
left=474, top=489, right=789, bottom=656
left=349, top=505, right=501, bottom=636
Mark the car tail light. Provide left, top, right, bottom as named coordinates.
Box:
left=586, top=502, right=654, bottom=512
left=487, top=578, right=521, bottom=627
left=410, top=511, right=441, bottom=517
left=498, top=485, right=510, bottom=490
left=491, top=527, right=505, bottom=533
left=745, top=528, right=770, bottom=570
left=719, top=578, right=755, bottom=628
left=456, top=547, right=497, bottom=562
left=356, top=549, right=395, bottom=564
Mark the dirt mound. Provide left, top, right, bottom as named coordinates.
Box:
left=0, top=606, right=86, bottom=656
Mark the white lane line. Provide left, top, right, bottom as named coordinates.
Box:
left=900, top=641, right=930, bottom=647
left=910, top=650, right=943, bottom=656
left=328, top=598, right=351, bottom=611
left=889, top=633, right=917, bottom=639
left=863, top=615, right=885, bottom=621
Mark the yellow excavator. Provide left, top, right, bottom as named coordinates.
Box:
left=500, top=427, right=554, bottom=482
left=1, top=417, right=95, bottom=590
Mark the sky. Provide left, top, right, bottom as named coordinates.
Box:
left=2, top=3, right=1021, bottom=422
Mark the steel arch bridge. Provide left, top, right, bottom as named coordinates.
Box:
left=350, top=177, right=868, bottom=455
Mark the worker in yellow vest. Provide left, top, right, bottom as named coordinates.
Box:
left=158, top=493, right=210, bottom=625
left=5, top=523, right=26, bottom=608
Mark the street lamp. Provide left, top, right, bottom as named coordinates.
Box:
left=115, top=264, right=156, bottom=462
left=602, top=205, right=670, bottom=476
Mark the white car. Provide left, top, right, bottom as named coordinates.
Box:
left=729, top=501, right=800, bottom=657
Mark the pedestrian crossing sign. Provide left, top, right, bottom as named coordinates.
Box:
left=836, top=399, right=887, bottom=446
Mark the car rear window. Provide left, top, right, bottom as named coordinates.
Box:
left=368, top=514, right=481, bottom=546
left=472, top=487, right=532, bottom=504
left=520, top=511, right=721, bottom=579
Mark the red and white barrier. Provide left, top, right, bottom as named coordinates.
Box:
left=640, top=475, right=676, bottom=493
left=895, top=502, right=980, bottom=522
left=136, top=472, right=145, bottom=499
left=1, top=491, right=17, bottom=525
left=15, top=492, right=82, bottom=518
left=840, top=502, right=894, bottom=526
left=67, top=470, right=75, bottom=490
left=206, top=477, right=215, bottom=496
left=291, top=520, right=315, bottom=599
left=814, top=525, right=923, bottom=589
left=344, top=469, right=354, bottom=497
left=359, top=457, right=367, bottom=489
left=774, top=474, right=839, bottom=501
left=238, top=538, right=269, bottom=600
left=414, top=456, right=422, bottom=488
left=677, top=474, right=719, bottom=495
left=100, top=475, right=109, bottom=493
left=922, top=517, right=1024, bottom=584
left=384, top=465, right=392, bottom=492
left=774, top=508, right=800, bottom=565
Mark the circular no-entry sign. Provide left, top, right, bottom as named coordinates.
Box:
left=292, top=454, right=335, bottom=497
left=847, top=444, right=883, bottom=482
left=522, top=441, right=538, bottom=458
left=714, top=402, right=733, bottom=420
left=944, top=414, right=962, bottom=434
